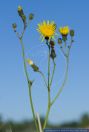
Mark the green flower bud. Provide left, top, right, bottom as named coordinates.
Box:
left=12, top=23, right=17, bottom=30
left=29, top=13, right=34, bottom=20
left=62, top=35, right=67, bottom=42
left=58, top=38, right=62, bottom=44
left=50, top=48, right=56, bottom=60
left=18, top=6, right=24, bottom=16
left=18, top=6, right=26, bottom=25
left=70, top=29, right=75, bottom=37
left=32, top=64, right=39, bottom=72
left=27, top=59, right=39, bottom=72
left=18, top=6, right=22, bottom=11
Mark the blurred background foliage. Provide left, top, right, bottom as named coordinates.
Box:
left=0, top=113, right=89, bottom=132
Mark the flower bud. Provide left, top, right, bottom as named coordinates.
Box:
left=18, top=6, right=22, bottom=11
left=32, top=64, right=39, bottom=72
left=18, top=6, right=26, bottom=25
left=12, top=23, right=17, bottom=31
left=50, top=40, right=55, bottom=48
left=62, top=35, right=67, bottom=42
left=70, top=30, right=75, bottom=37
left=27, top=59, right=39, bottom=72
left=29, top=13, right=34, bottom=20
left=18, top=6, right=24, bottom=16
left=50, top=48, right=56, bottom=60
left=58, top=38, right=62, bottom=44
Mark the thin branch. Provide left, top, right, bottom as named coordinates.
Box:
left=38, top=71, right=48, bottom=88
left=49, top=60, right=56, bottom=88
left=60, top=47, right=67, bottom=57
left=51, top=56, right=69, bottom=106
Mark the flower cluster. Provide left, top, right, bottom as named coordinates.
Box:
left=37, top=21, right=75, bottom=59
left=12, top=6, right=34, bottom=35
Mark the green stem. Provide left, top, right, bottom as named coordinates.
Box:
left=20, top=39, right=39, bottom=132
left=38, top=71, right=48, bottom=88
left=43, top=90, right=51, bottom=129
left=51, top=56, right=69, bottom=106
left=43, top=44, right=51, bottom=129
left=48, top=46, right=50, bottom=91
left=64, top=41, right=66, bottom=47
left=60, top=47, right=67, bottom=57
left=49, top=60, right=56, bottom=88
left=67, top=36, right=73, bottom=57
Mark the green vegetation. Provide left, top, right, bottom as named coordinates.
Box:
left=0, top=113, right=89, bottom=132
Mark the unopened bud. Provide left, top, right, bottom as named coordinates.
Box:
left=18, top=6, right=26, bottom=25
left=29, top=13, right=34, bottom=20
left=18, top=6, right=22, bottom=11
left=70, top=30, right=75, bottom=37
left=12, top=23, right=17, bottom=31
left=58, top=38, right=62, bottom=44
left=32, top=64, right=39, bottom=72
left=27, top=59, right=39, bottom=72
left=50, top=49, right=56, bottom=60
left=18, top=6, right=23, bottom=16
left=62, top=35, right=67, bottom=42
left=50, top=40, right=55, bottom=48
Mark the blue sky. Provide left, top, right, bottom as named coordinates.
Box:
left=0, top=0, right=89, bottom=124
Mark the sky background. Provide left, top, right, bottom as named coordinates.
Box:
left=0, top=0, right=89, bottom=124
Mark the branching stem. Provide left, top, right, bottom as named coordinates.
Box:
left=51, top=56, right=69, bottom=106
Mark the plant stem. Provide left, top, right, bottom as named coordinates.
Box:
left=43, top=44, right=51, bottom=129
left=43, top=101, right=50, bottom=129
left=20, top=38, right=39, bottom=132
left=36, top=113, right=43, bottom=132
left=51, top=56, right=69, bottom=106
left=38, top=71, right=48, bottom=88
left=48, top=46, right=50, bottom=91
left=50, top=60, right=56, bottom=88
left=43, top=90, right=51, bottom=130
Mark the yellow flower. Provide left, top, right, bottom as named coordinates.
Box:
left=59, top=26, right=69, bottom=36
left=27, top=59, right=34, bottom=66
left=37, top=21, right=56, bottom=40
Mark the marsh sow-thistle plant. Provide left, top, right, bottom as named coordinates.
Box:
left=12, top=6, right=75, bottom=132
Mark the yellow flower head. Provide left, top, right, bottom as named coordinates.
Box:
left=27, top=59, right=33, bottom=66
left=59, top=26, right=69, bottom=36
left=37, top=21, right=56, bottom=40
